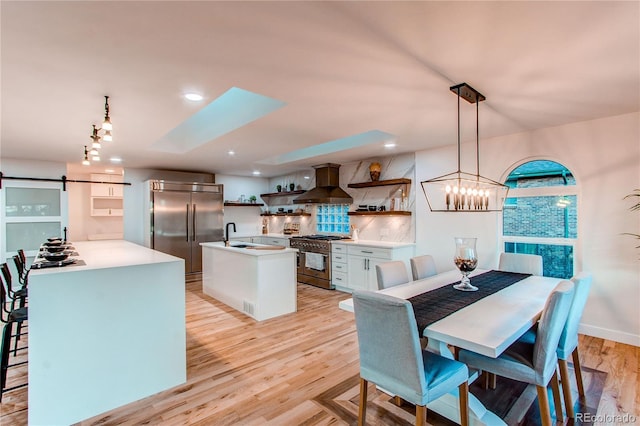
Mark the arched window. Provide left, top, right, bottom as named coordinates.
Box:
left=502, top=160, right=577, bottom=278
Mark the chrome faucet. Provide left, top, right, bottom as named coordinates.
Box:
left=224, top=222, right=237, bottom=246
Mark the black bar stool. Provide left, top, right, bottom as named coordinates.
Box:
left=0, top=263, right=28, bottom=402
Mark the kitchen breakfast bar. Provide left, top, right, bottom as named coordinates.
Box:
left=27, top=240, right=186, bottom=425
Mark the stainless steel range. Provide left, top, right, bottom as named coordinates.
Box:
left=289, top=235, right=349, bottom=289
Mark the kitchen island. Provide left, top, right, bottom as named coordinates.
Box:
left=28, top=240, right=186, bottom=425
left=201, top=242, right=297, bottom=320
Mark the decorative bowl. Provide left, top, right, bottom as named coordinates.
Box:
left=43, top=253, right=69, bottom=262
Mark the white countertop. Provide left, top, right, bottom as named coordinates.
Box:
left=333, top=239, right=415, bottom=249
left=233, top=234, right=414, bottom=249
left=201, top=241, right=298, bottom=256
left=30, top=240, right=182, bottom=275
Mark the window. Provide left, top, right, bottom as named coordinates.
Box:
left=502, top=160, right=577, bottom=278
left=1, top=182, right=68, bottom=261
left=316, top=204, right=350, bottom=234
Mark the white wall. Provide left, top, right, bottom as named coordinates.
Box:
left=215, top=174, right=269, bottom=237
left=415, top=112, right=640, bottom=346
left=66, top=170, right=123, bottom=242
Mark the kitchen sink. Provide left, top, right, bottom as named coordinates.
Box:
left=230, top=244, right=252, bottom=248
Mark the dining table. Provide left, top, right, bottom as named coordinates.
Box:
left=338, top=268, right=565, bottom=426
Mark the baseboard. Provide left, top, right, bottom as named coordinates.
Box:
left=579, top=323, right=640, bottom=347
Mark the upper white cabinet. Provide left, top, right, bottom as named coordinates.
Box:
left=90, top=173, right=124, bottom=216
left=91, top=173, right=124, bottom=198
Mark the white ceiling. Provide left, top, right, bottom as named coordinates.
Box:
left=1, top=1, right=638, bottom=178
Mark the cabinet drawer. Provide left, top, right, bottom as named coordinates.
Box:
left=332, top=271, right=348, bottom=286
left=332, top=262, right=348, bottom=273
left=332, top=252, right=347, bottom=264
left=332, top=244, right=347, bottom=253
left=347, top=246, right=393, bottom=259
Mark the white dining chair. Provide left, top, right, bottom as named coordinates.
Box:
left=458, top=280, right=575, bottom=426
left=375, top=261, right=410, bottom=290
left=410, top=255, right=437, bottom=281
left=517, top=272, right=593, bottom=418
left=353, top=291, right=469, bottom=426
left=498, top=252, right=543, bottom=275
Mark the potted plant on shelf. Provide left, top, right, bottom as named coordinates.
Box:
left=249, top=195, right=257, bottom=204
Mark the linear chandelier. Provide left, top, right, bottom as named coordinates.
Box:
left=421, top=83, right=509, bottom=212
left=82, top=96, right=112, bottom=165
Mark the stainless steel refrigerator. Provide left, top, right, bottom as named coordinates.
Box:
left=149, top=180, right=224, bottom=275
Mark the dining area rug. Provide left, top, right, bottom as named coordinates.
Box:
left=315, top=363, right=605, bottom=425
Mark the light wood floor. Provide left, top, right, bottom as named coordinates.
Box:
left=1, top=280, right=638, bottom=425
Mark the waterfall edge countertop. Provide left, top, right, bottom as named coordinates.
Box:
left=201, top=241, right=297, bottom=320
left=27, top=240, right=186, bottom=425
left=30, top=239, right=182, bottom=275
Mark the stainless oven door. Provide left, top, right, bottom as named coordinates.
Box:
left=299, top=251, right=330, bottom=280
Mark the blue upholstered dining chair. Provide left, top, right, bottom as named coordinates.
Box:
left=517, top=272, right=593, bottom=418
left=498, top=252, right=543, bottom=275
left=458, top=280, right=575, bottom=426
left=353, top=291, right=469, bottom=426
left=375, top=261, right=410, bottom=290
left=410, top=255, right=437, bottom=281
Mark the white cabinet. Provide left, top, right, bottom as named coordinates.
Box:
left=258, top=236, right=290, bottom=247
left=334, top=243, right=414, bottom=293
left=331, top=243, right=348, bottom=288
left=91, top=173, right=123, bottom=198
left=90, top=173, right=124, bottom=216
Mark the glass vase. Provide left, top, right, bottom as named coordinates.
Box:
left=453, top=237, right=478, bottom=291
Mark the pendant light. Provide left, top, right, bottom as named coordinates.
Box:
left=421, top=83, right=509, bottom=212
left=80, top=96, right=114, bottom=165
left=82, top=146, right=90, bottom=166
left=102, top=95, right=112, bottom=131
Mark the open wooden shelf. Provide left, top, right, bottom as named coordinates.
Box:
left=260, top=190, right=306, bottom=198
left=347, top=178, right=411, bottom=189
left=348, top=211, right=411, bottom=216
left=224, top=202, right=264, bottom=207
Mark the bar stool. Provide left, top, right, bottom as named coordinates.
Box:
left=0, top=263, right=28, bottom=402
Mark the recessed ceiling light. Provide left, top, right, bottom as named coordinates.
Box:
left=228, top=150, right=235, bottom=156
left=252, top=170, right=261, bottom=176
left=110, top=157, right=122, bottom=163
left=184, top=93, right=203, bottom=101
left=304, top=176, right=310, bottom=179
left=384, top=142, right=397, bottom=148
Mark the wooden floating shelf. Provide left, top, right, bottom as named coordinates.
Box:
left=260, top=212, right=311, bottom=217
left=260, top=190, right=306, bottom=198
left=224, top=202, right=264, bottom=207
left=347, top=178, right=411, bottom=189
left=348, top=211, right=411, bottom=216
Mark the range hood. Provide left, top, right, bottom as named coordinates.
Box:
left=293, top=163, right=353, bottom=204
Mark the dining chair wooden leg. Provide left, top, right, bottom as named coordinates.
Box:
left=482, top=371, right=489, bottom=389
left=572, top=347, right=586, bottom=397
left=358, top=378, right=368, bottom=426
left=536, top=385, right=552, bottom=426
left=550, top=371, right=564, bottom=422
left=458, top=381, right=469, bottom=426
left=558, top=358, right=575, bottom=418
left=489, top=372, right=497, bottom=389
left=415, top=404, right=427, bottom=426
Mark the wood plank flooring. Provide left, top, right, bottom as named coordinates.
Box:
left=1, top=280, right=638, bottom=425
